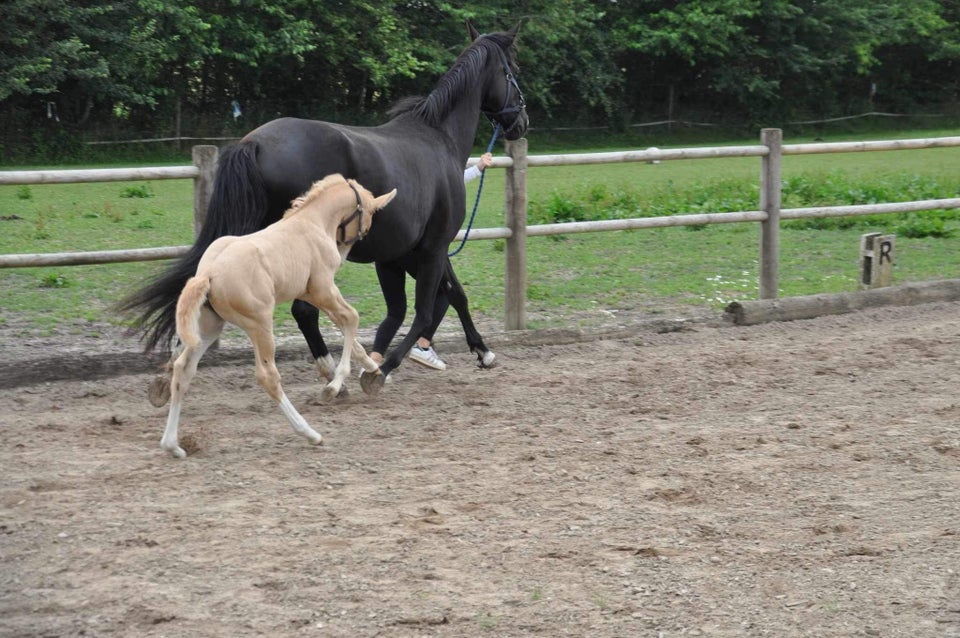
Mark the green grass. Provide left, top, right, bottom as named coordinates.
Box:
left=1, top=127, right=958, bottom=338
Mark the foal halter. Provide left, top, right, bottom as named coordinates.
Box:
left=481, top=43, right=526, bottom=137
left=337, top=182, right=369, bottom=246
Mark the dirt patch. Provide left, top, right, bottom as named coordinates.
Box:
left=2, top=302, right=959, bottom=637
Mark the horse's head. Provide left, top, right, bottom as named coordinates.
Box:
left=471, top=21, right=529, bottom=141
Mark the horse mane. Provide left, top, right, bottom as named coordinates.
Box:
left=386, top=96, right=425, bottom=119
left=387, top=33, right=518, bottom=126
left=283, top=173, right=347, bottom=219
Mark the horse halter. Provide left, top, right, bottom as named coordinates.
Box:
left=482, top=44, right=526, bottom=136
left=337, top=182, right=370, bottom=246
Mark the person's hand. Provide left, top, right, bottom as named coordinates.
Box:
left=478, top=152, right=494, bottom=171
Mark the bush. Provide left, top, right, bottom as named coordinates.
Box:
left=894, top=213, right=955, bottom=238
left=528, top=171, right=959, bottom=240
left=39, top=273, right=68, bottom=288
left=120, top=184, right=154, bottom=198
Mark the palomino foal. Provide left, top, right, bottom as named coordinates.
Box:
left=161, top=174, right=397, bottom=458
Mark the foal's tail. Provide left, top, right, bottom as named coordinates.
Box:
left=175, top=275, right=211, bottom=349
left=115, top=140, right=270, bottom=353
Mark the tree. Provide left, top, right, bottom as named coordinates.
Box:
left=869, top=0, right=960, bottom=110
left=605, top=0, right=760, bottom=122
left=2, top=0, right=959, bottom=160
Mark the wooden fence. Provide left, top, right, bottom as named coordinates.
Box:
left=2, top=130, right=959, bottom=330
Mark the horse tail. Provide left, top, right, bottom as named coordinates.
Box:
left=175, top=275, right=211, bottom=349
left=116, top=140, right=270, bottom=353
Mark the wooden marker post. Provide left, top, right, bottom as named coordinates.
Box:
left=859, top=233, right=895, bottom=289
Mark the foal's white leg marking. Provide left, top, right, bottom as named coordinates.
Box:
left=161, top=346, right=196, bottom=459
left=160, top=342, right=214, bottom=458
left=278, top=392, right=323, bottom=445
left=245, top=320, right=323, bottom=446
left=161, top=312, right=222, bottom=458
left=316, top=353, right=350, bottom=399
left=316, top=289, right=369, bottom=402
left=161, top=400, right=186, bottom=458
left=351, top=338, right=382, bottom=373
left=321, top=331, right=353, bottom=402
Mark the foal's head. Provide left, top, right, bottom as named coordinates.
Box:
left=284, top=174, right=397, bottom=244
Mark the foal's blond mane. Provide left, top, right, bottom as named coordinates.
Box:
left=283, top=173, right=349, bottom=219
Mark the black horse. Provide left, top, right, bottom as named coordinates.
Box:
left=120, top=21, right=528, bottom=395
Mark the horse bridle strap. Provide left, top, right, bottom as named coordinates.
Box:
left=338, top=182, right=368, bottom=246
left=481, top=43, right=526, bottom=136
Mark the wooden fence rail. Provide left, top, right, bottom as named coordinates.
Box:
left=0, top=166, right=200, bottom=185
left=2, top=131, right=959, bottom=331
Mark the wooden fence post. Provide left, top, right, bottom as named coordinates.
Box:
left=759, top=128, right=782, bottom=299
left=192, top=145, right=219, bottom=237
left=504, top=138, right=528, bottom=330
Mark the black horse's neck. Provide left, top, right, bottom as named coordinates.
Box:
left=406, top=37, right=507, bottom=162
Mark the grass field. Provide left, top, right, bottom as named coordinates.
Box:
left=1, top=127, right=958, bottom=338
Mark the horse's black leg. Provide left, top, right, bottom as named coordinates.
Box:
left=421, top=280, right=450, bottom=343
left=291, top=299, right=340, bottom=385
left=371, top=260, right=408, bottom=357
left=361, top=254, right=444, bottom=395
left=443, top=258, right=497, bottom=368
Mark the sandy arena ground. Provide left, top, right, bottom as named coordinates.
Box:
left=1, top=301, right=959, bottom=637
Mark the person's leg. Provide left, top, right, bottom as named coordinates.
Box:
left=407, top=277, right=450, bottom=370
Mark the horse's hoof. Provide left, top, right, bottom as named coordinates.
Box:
left=320, top=384, right=340, bottom=402
left=315, top=355, right=336, bottom=383
left=148, top=375, right=171, bottom=407
left=309, top=433, right=324, bottom=446
left=359, top=371, right=385, bottom=396
left=478, top=350, right=497, bottom=369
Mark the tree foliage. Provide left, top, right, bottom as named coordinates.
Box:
left=1, top=0, right=957, bottom=158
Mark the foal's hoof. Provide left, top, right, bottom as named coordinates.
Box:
left=320, top=384, right=342, bottom=403
left=163, top=445, right=186, bottom=459
left=148, top=375, right=171, bottom=407
left=359, top=370, right=385, bottom=396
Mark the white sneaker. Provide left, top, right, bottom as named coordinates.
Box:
left=408, top=345, right=447, bottom=370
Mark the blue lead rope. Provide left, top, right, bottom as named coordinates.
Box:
left=448, top=122, right=501, bottom=257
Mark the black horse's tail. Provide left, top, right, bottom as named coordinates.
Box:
left=117, top=141, right=270, bottom=353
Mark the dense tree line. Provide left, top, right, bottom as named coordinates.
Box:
left=2, top=0, right=958, bottom=159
